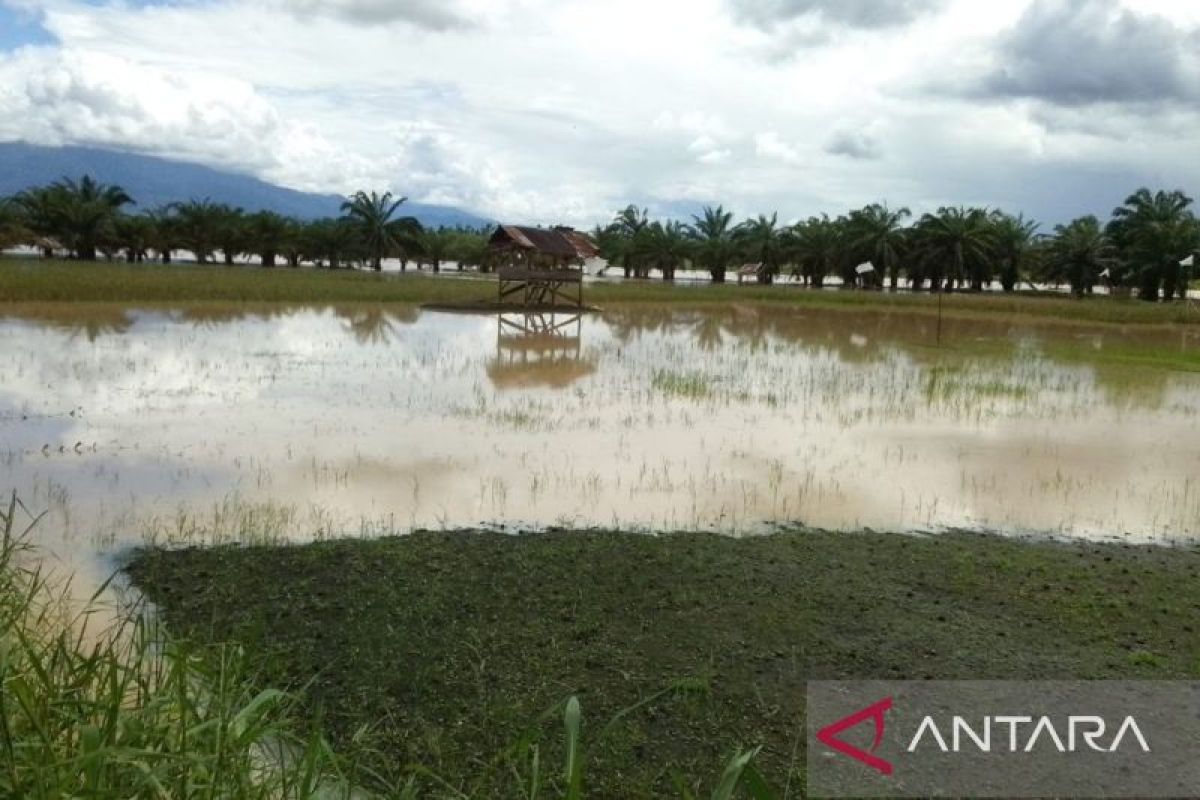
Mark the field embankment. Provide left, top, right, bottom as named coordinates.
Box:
left=3, top=257, right=1200, bottom=327
left=127, top=528, right=1200, bottom=797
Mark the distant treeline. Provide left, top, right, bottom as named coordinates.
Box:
left=595, top=193, right=1198, bottom=301
left=1, top=176, right=1197, bottom=300
left=0, top=179, right=493, bottom=272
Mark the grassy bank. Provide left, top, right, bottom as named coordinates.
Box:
left=3, top=257, right=1198, bottom=327
left=127, top=528, right=1200, bottom=798
left=0, top=493, right=408, bottom=799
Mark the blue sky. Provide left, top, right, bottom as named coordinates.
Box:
left=0, top=0, right=1199, bottom=226
left=0, top=6, right=54, bottom=50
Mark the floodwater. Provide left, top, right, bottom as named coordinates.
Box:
left=2, top=303, right=1199, bottom=591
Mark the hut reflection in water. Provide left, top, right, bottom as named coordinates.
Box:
left=487, top=313, right=596, bottom=389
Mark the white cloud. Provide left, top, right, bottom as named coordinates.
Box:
left=0, top=48, right=282, bottom=169
left=0, top=0, right=1197, bottom=227
left=754, top=131, right=805, bottom=166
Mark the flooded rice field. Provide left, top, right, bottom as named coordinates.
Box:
left=2, top=302, right=1199, bottom=588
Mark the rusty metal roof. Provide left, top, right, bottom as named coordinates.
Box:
left=489, top=225, right=597, bottom=260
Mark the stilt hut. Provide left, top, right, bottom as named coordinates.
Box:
left=488, top=225, right=598, bottom=308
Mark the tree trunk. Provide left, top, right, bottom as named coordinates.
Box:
left=1163, top=263, right=1179, bottom=301
left=224, top=250, right=234, bottom=265
left=263, top=251, right=276, bottom=268
left=711, top=267, right=726, bottom=284
left=1000, top=260, right=1017, bottom=293
left=1139, top=269, right=1160, bottom=302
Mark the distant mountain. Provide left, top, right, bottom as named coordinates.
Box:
left=0, top=141, right=493, bottom=229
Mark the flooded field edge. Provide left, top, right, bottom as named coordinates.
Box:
left=124, top=524, right=1200, bottom=796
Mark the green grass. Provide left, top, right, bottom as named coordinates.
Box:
left=651, top=369, right=716, bottom=399
left=0, top=493, right=411, bottom=799
left=3, top=257, right=1199, bottom=327
left=126, top=527, right=1200, bottom=798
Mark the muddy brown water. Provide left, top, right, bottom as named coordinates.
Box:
left=1, top=303, right=1199, bottom=596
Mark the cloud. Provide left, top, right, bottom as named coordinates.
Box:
left=280, top=0, right=475, bottom=31
left=0, top=47, right=488, bottom=209
left=824, top=128, right=881, bottom=160
left=0, top=48, right=285, bottom=174
left=729, top=0, right=945, bottom=31
left=3, top=0, right=1200, bottom=230
left=754, top=131, right=803, bottom=166
left=978, top=0, right=1200, bottom=105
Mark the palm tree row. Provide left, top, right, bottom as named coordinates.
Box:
left=595, top=190, right=1199, bottom=301
left=4, top=176, right=1197, bottom=301
left=0, top=178, right=493, bottom=272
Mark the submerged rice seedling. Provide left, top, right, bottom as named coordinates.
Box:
left=651, top=369, right=716, bottom=399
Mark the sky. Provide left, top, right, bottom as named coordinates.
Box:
left=0, top=0, right=1198, bottom=227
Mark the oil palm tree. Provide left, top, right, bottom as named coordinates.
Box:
left=247, top=211, right=291, bottom=268
left=280, top=219, right=306, bottom=267
left=305, top=218, right=361, bottom=269
left=12, top=186, right=63, bottom=255
left=848, top=204, right=910, bottom=289
left=609, top=205, right=650, bottom=278
left=687, top=205, right=735, bottom=284
left=913, top=207, right=995, bottom=292
left=990, top=213, right=1040, bottom=293
left=0, top=197, right=30, bottom=251
left=213, top=205, right=247, bottom=265
left=341, top=190, right=422, bottom=271
left=27, top=175, right=134, bottom=261
left=416, top=228, right=452, bottom=273
left=784, top=215, right=845, bottom=288
left=1108, top=188, right=1197, bottom=301
left=114, top=214, right=154, bottom=263
left=734, top=213, right=784, bottom=284
left=1042, top=216, right=1113, bottom=297
left=170, top=199, right=226, bottom=264
left=631, top=220, right=690, bottom=281
left=144, top=207, right=180, bottom=264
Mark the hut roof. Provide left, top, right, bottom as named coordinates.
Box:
left=489, top=225, right=598, bottom=260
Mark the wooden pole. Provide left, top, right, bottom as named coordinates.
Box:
left=936, top=288, right=944, bottom=348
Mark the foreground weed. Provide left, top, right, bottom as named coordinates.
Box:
left=0, top=490, right=398, bottom=799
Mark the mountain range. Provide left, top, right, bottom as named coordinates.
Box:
left=0, top=141, right=492, bottom=229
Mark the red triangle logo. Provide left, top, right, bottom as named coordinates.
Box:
left=815, top=696, right=894, bottom=776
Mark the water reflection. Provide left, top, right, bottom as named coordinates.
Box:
left=488, top=313, right=596, bottom=389
left=0, top=302, right=1198, bottom=597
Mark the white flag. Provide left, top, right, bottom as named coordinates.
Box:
left=1099, top=268, right=1111, bottom=278
left=855, top=262, right=875, bottom=275
left=1181, top=254, right=1195, bottom=267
